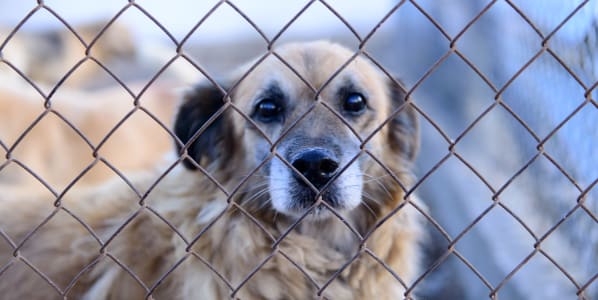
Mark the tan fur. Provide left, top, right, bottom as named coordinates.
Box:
left=0, top=41, right=423, bottom=299
left=0, top=82, right=178, bottom=188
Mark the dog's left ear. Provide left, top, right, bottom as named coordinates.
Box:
left=387, top=79, right=419, bottom=162
left=174, top=83, right=236, bottom=170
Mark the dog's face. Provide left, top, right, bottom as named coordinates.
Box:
left=175, top=41, right=418, bottom=223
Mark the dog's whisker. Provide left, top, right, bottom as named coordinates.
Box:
left=241, top=188, right=271, bottom=205
left=361, top=191, right=383, bottom=205
left=359, top=198, right=377, bottom=218
left=361, top=175, right=394, bottom=202
left=237, top=182, right=270, bottom=195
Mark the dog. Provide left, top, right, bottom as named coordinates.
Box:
left=0, top=41, right=422, bottom=299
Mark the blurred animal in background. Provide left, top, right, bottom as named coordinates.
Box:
left=0, top=21, right=183, bottom=189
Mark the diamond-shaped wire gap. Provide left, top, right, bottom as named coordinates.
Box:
left=133, top=0, right=224, bottom=44
left=97, top=208, right=188, bottom=293
left=452, top=103, right=541, bottom=191
left=179, top=2, right=271, bottom=77
left=494, top=1, right=593, bottom=108
left=62, top=83, right=177, bottom=189
left=163, top=198, right=280, bottom=298
left=492, top=249, right=581, bottom=300
left=455, top=1, right=542, bottom=90
left=358, top=2, right=450, bottom=88
left=331, top=0, right=417, bottom=47
left=367, top=48, right=459, bottom=156
left=225, top=0, right=316, bottom=42
left=453, top=201, right=538, bottom=288
left=41, top=1, right=131, bottom=44
left=498, top=155, right=582, bottom=238
left=540, top=104, right=598, bottom=189
left=424, top=54, right=504, bottom=140
left=2, top=8, right=90, bottom=94
left=411, top=153, right=496, bottom=237
left=68, top=23, right=139, bottom=89
left=46, top=80, right=152, bottom=185
left=411, top=0, right=499, bottom=63
left=501, top=56, right=587, bottom=140
left=363, top=248, right=410, bottom=290
left=183, top=152, right=277, bottom=251
left=269, top=0, right=361, bottom=49
left=7, top=208, right=105, bottom=294
left=35, top=3, right=138, bottom=90
left=365, top=150, right=453, bottom=244
left=412, top=0, right=499, bottom=42
left=5, top=107, right=98, bottom=191
left=68, top=7, right=177, bottom=94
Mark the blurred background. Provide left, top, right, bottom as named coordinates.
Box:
left=0, top=1, right=596, bottom=299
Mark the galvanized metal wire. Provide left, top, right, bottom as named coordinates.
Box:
left=0, top=1, right=595, bottom=299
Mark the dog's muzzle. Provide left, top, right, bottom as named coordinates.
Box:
left=291, top=149, right=339, bottom=190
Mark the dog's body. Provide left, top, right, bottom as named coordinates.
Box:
left=0, top=41, right=422, bottom=299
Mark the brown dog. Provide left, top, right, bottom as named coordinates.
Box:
left=0, top=41, right=422, bottom=299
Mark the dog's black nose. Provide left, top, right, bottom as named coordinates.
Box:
left=291, top=149, right=339, bottom=189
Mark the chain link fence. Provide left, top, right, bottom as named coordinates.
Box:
left=0, top=1, right=596, bottom=299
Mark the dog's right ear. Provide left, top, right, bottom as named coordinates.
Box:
left=174, top=83, right=235, bottom=170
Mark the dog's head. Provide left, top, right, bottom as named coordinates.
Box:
left=174, top=41, right=418, bottom=223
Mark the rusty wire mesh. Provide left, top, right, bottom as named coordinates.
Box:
left=0, top=0, right=596, bottom=299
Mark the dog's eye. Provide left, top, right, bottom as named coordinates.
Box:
left=255, top=99, right=283, bottom=122
left=343, top=93, right=367, bottom=114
